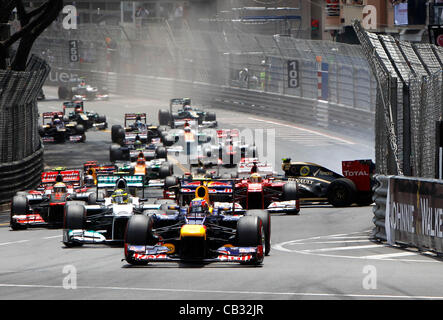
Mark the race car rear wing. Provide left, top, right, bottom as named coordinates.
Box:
left=178, top=179, right=234, bottom=205
left=124, top=113, right=146, bottom=126
left=63, top=101, right=84, bottom=113
left=41, top=170, right=81, bottom=184
left=97, top=175, right=144, bottom=188
left=42, top=112, right=64, bottom=119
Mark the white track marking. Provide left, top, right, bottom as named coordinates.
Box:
left=0, top=240, right=29, bottom=246
left=42, top=235, right=63, bottom=239
left=301, top=244, right=383, bottom=253
left=0, top=283, right=442, bottom=299
left=249, top=117, right=355, bottom=145
left=288, top=240, right=372, bottom=245
left=360, top=252, right=419, bottom=260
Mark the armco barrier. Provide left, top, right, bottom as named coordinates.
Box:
left=0, top=146, right=44, bottom=204
left=49, top=69, right=375, bottom=136
left=372, top=175, right=443, bottom=254
left=0, top=55, right=48, bottom=204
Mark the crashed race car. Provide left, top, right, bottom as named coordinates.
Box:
left=158, top=98, right=217, bottom=128
left=62, top=175, right=162, bottom=247
left=124, top=181, right=266, bottom=265
left=111, top=113, right=164, bottom=146
left=281, top=158, right=375, bottom=207
left=10, top=169, right=96, bottom=230
left=63, top=101, right=107, bottom=131
left=58, top=78, right=109, bottom=101
left=39, top=112, right=86, bottom=143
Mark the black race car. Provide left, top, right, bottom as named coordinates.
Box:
left=158, top=98, right=217, bottom=128
left=281, top=158, right=375, bottom=207
left=39, top=112, right=86, bottom=143
left=58, top=78, right=109, bottom=101
left=63, top=101, right=107, bottom=130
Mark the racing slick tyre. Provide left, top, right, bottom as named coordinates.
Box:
left=236, top=216, right=264, bottom=265
left=96, top=115, right=107, bottom=129
left=164, top=176, right=179, bottom=189
left=327, top=178, right=357, bottom=207
left=10, top=195, right=29, bottom=230
left=75, top=124, right=85, bottom=135
left=156, top=146, right=167, bottom=159
left=110, top=144, right=123, bottom=162
left=282, top=182, right=299, bottom=215
left=87, top=191, right=106, bottom=205
left=63, top=204, right=85, bottom=247
left=124, top=215, right=156, bottom=265
left=246, top=210, right=271, bottom=256
left=79, top=133, right=86, bottom=143
left=205, top=112, right=216, bottom=122
left=38, top=126, right=45, bottom=137
left=58, top=86, right=71, bottom=100
left=159, top=164, right=172, bottom=178
left=158, top=109, right=171, bottom=126
left=111, top=125, right=125, bottom=144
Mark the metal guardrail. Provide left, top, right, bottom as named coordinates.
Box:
left=0, top=55, right=49, bottom=204
left=372, top=174, right=443, bottom=254
left=49, top=68, right=375, bottom=137
left=0, top=146, right=44, bottom=204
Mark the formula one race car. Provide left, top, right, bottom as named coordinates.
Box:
left=124, top=182, right=266, bottom=265
left=111, top=113, right=164, bottom=145
left=62, top=175, right=162, bottom=247
left=110, top=136, right=168, bottom=163
left=83, top=161, right=118, bottom=186
left=58, top=78, right=109, bottom=101
left=63, top=101, right=107, bottom=131
left=158, top=98, right=217, bottom=128
left=281, top=158, right=375, bottom=207
left=114, top=152, right=174, bottom=183
left=10, top=169, right=96, bottom=230
left=39, top=112, right=86, bottom=143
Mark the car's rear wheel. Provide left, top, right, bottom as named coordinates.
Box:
left=110, top=144, right=123, bottom=162
left=158, top=109, right=171, bottom=126
left=156, top=146, right=167, bottom=159
left=159, top=164, right=172, bottom=178
left=327, top=178, right=357, bottom=207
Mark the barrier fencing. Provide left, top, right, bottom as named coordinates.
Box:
left=0, top=55, right=49, bottom=203
left=354, top=21, right=443, bottom=178
left=33, top=20, right=376, bottom=113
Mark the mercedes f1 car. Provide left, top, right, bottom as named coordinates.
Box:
left=63, top=101, right=107, bottom=131
left=124, top=182, right=266, bottom=265
left=39, top=112, right=86, bottom=143
left=158, top=98, right=217, bottom=129
left=10, top=169, right=95, bottom=230
left=62, top=175, right=163, bottom=247
left=110, top=137, right=168, bottom=163
left=281, top=158, right=375, bottom=207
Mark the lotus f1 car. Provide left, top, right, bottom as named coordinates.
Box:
left=281, top=158, right=375, bottom=207
left=124, top=182, right=266, bottom=265
left=63, top=101, right=107, bottom=131
left=39, top=112, right=86, bottom=143
left=10, top=169, right=95, bottom=229
left=62, top=175, right=163, bottom=246
left=158, top=98, right=217, bottom=129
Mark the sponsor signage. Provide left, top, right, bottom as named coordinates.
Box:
left=385, top=177, right=443, bottom=252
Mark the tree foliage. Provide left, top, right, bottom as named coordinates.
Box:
left=0, top=0, right=63, bottom=71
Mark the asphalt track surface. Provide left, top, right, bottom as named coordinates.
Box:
left=1, top=87, right=443, bottom=301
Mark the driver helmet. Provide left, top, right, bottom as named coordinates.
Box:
left=53, top=118, right=62, bottom=126
left=53, top=182, right=67, bottom=193
left=183, top=105, right=192, bottom=112
left=75, top=106, right=82, bottom=113
left=188, top=198, right=209, bottom=217
left=184, top=127, right=191, bottom=133
left=84, top=175, right=94, bottom=186
left=250, top=173, right=262, bottom=183
left=111, top=189, right=129, bottom=204
left=134, top=139, right=143, bottom=148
